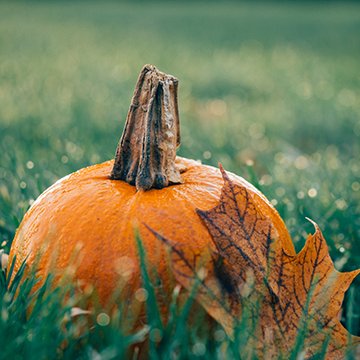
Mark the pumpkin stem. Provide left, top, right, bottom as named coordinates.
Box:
left=110, top=64, right=182, bottom=191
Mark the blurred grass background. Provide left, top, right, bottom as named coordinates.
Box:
left=0, top=0, right=359, bottom=339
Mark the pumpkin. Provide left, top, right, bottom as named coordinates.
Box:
left=9, top=65, right=293, bottom=315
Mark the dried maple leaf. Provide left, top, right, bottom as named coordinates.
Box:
left=152, top=166, right=360, bottom=359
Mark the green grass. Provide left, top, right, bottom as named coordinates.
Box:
left=1, top=238, right=357, bottom=359
left=0, top=1, right=359, bottom=358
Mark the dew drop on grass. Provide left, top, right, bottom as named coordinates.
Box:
left=27, top=331, right=34, bottom=341
left=287, top=202, right=295, bottom=211
left=203, top=150, right=211, bottom=160
left=351, top=182, right=360, bottom=192
left=294, top=155, right=309, bottom=170
left=96, top=312, right=110, bottom=327
left=149, top=328, right=162, bottom=343
left=1, top=309, right=9, bottom=322
left=335, top=199, right=347, bottom=210
left=61, top=155, right=69, bottom=164
left=270, top=199, right=278, bottom=206
left=297, top=191, right=305, bottom=199
left=259, top=174, right=272, bottom=186
left=135, top=288, right=148, bottom=302
left=307, top=188, right=317, bottom=198
left=214, top=329, right=225, bottom=342
left=192, top=342, right=206, bottom=356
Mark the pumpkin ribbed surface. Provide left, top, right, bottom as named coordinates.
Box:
left=9, top=157, right=293, bottom=305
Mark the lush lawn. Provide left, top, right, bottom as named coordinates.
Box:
left=0, top=1, right=359, bottom=358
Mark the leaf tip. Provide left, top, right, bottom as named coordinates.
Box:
left=195, top=207, right=205, bottom=218
left=218, top=163, right=231, bottom=183
left=305, top=217, right=320, bottom=233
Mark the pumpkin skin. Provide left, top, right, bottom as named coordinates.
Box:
left=9, top=156, right=293, bottom=308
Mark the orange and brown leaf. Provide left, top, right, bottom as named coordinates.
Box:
left=153, top=166, right=360, bottom=359
left=146, top=224, right=238, bottom=332
left=197, top=166, right=360, bottom=358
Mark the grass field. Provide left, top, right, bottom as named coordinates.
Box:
left=0, top=1, right=359, bottom=358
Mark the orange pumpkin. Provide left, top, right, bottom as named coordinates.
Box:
left=9, top=65, right=293, bottom=315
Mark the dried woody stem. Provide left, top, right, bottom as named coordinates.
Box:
left=110, top=65, right=182, bottom=191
